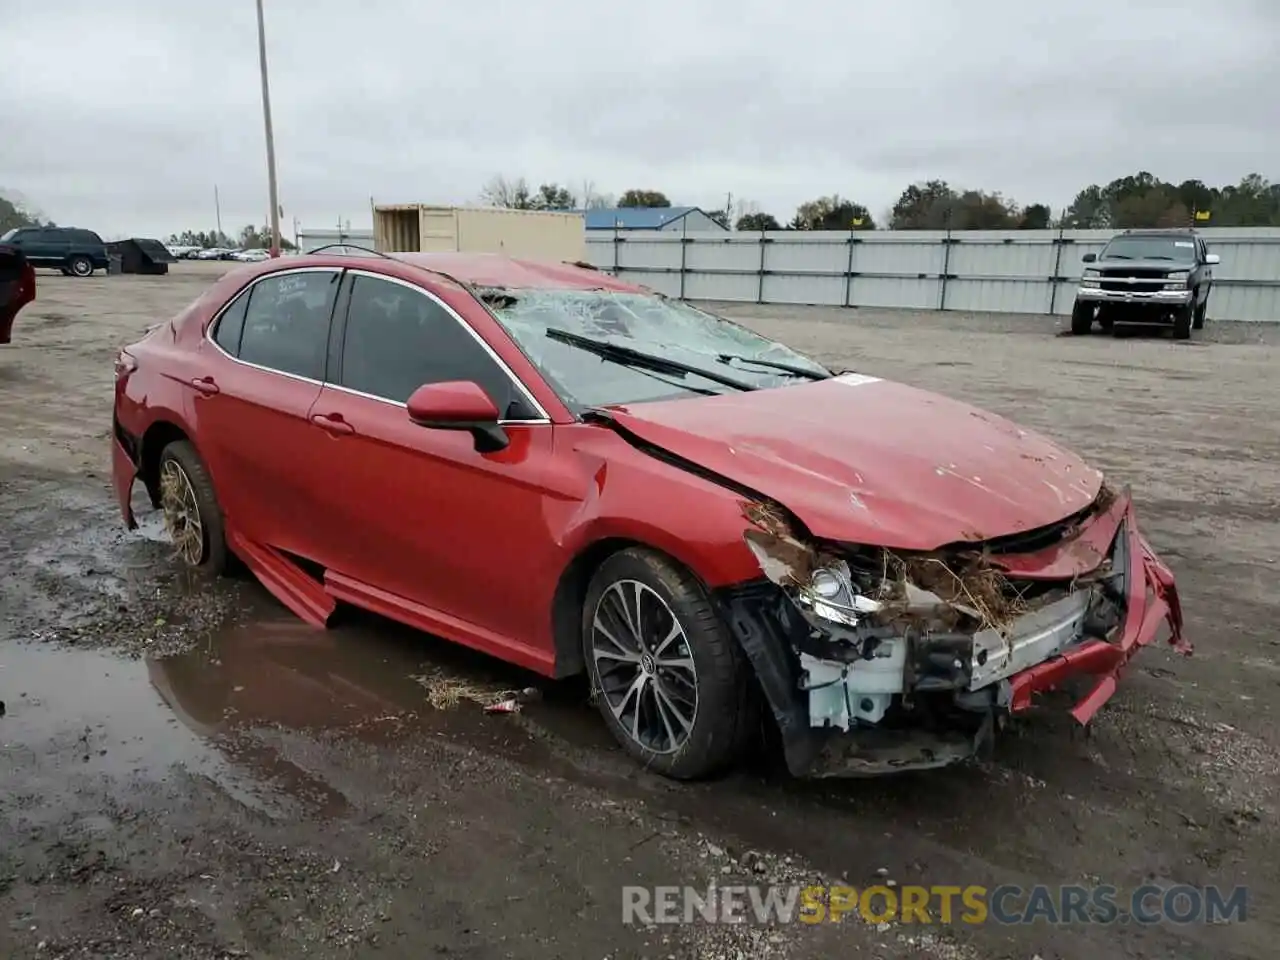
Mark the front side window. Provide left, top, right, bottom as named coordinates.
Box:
left=1100, top=235, right=1197, bottom=263
left=338, top=274, right=534, bottom=418
left=236, top=270, right=339, bottom=380
left=480, top=287, right=830, bottom=410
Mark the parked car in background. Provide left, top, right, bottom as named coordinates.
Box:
left=0, top=226, right=109, bottom=277
left=194, top=248, right=228, bottom=261
left=167, top=245, right=202, bottom=260
left=230, top=248, right=271, bottom=262
left=1071, top=228, right=1219, bottom=340
left=0, top=244, right=36, bottom=343
left=110, top=252, right=1188, bottom=781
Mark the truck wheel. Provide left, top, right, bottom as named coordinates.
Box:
left=1070, top=300, right=1094, bottom=335
left=582, top=547, right=756, bottom=780
left=1192, top=298, right=1206, bottom=330
left=67, top=255, right=94, bottom=278
left=1172, top=304, right=1193, bottom=340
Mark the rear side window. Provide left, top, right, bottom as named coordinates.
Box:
left=338, top=274, right=533, bottom=417
left=69, top=229, right=103, bottom=245
left=236, top=270, right=339, bottom=380
left=212, top=287, right=251, bottom=355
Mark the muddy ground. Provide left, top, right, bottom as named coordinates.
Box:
left=1, top=261, right=1276, bottom=959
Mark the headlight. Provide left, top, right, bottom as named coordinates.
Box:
left=1083, top=269, right=1100, bottom=278
left=797, top=561, right=883, bottom=627
left=1165, top=271, right=1189, bottom=282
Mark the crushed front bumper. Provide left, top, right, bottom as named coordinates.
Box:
left=720, top=489, right=1188, bottom=777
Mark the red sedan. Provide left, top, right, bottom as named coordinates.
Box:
left=0, top=244, right=36, bottom=344
left=111, top=250, right=1189, bottom=779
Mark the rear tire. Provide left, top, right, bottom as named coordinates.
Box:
left=582, top=547, right=755, bottom=780
left=1070, top=300, right=1094, bottom=335
left=67, top=255, right=94, bottom=277
left=156, top=440, right=228, bottom=576
left=1172, top=304, right=1193, bottom=340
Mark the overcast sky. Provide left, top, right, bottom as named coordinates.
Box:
left=2, top=0, right=1277, bottom=238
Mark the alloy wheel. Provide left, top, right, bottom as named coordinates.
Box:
left=159, top=459, right=205, bottom=566
left=590, top=578, right=699, bottom=755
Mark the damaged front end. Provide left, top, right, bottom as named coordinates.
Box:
left=719, top=488, right=1188, bottom=777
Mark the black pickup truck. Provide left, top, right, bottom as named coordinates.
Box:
left=1070, top=228, right=1219, bottom=340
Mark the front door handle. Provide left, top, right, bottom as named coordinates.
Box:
left=310, top=412, right=354, bottom=435
left=190, top=376, right=219, bottom=395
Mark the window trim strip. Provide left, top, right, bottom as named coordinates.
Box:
left=203, top=264, right=552, bottom=426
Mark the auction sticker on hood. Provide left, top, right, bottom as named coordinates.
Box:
left=834, top=373, right=882, bottom=387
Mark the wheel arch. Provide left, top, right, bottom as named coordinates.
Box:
left=550, top=536, right=725, bottom=679
left=138, top=419, right=193, bottom=507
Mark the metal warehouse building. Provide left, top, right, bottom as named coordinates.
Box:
left=584, top=206, right=727, bottom=233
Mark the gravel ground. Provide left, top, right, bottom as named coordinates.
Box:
left=1, top=261, right=1276, bottom=959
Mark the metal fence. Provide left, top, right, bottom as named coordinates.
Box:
left=583, top=227, right=1280, bottom=322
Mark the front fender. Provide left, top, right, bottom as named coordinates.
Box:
left=554, top=448, right=764, bottom=589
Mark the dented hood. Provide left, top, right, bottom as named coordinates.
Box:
left=605, top=374, right=1104, bottom=550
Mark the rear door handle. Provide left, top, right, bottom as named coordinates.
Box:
left=190, top=376, right=219, bottom=395
left=310, top=412, right=354, bottom=435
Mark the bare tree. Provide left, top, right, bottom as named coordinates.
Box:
left=580, top=180, right=614, bottom=210
left=479, top=175, right=533, bottom=209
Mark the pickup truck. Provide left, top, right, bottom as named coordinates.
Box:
left=1, top=245, right=36, bottom=344
left=1070, top=228, right=1219, bottom=340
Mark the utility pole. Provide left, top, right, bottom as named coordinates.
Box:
left=255, top=0, right=282, bottom=258
left=214, top=185, right=223, bottom=241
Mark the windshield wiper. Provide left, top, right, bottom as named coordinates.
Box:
left=545, top=329, right=757, bottom=392
left=1105, top=254, right=1132, bottom=260
left=717, top=353, right=830, bottom=380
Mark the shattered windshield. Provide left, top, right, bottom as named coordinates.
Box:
left=479, top=287, right=831, bottom=409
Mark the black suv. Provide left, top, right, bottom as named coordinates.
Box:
left=0, top=226, right=109, bottom=278
left=1070, top=229, right=1218, bottom=340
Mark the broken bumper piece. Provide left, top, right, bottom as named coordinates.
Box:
left=725, top=489, right=1188, bottom=778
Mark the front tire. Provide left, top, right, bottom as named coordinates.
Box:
left=157, top=440, right=228, bottom=576
left=1173, top=303, right=1193, bottom=340
left=582, top=547, right=754, bottom=779
left=1192, top=297, right=1206, bottom=330
left=1070, top=300, right=1094, bottom=335
left=67, top=255, right=94, bottom=277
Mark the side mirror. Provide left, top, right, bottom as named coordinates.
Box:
left=1205, top=253, right=1220, bottom=265
left=1081, top=252, right=1097, bottom=263
left=406, top=380, right=508, bottom=453
left=0, top=245, right=36, bottom=346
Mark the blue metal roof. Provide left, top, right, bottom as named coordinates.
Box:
left=583, top=206, right=698, bottom=230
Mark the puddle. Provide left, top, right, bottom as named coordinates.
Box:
left=148, top=608, right=618, bottom=762
left=2, top=604, right=625, bottom=823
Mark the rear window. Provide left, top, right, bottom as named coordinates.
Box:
left=68, top=229, right=104, bottom=245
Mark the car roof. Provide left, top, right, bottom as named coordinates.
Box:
left=229, top=251, right=648, bottom=296
left=394, top=252, right=643, bottom=292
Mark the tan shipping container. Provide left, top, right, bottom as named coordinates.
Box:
left=372, top=204, right=585, bottom=262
